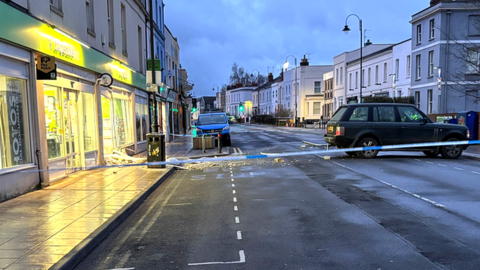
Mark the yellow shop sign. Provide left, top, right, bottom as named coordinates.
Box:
left=35, top=25, right=84, bottom=66
left=108, top=62, right=132, bottom=84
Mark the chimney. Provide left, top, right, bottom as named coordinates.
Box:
left=364, top=39, right=372, bottom=46
left=268, top=73, right=274, bottom=82
left=430, top=0, right=441, bottom=6
left=300, top=55, right=309, bottom=66
left=280, top=69, right=284, bottom=81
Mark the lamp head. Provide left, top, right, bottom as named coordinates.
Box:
left=343, top=25, right=351, bottom=34
left=283, top=61, right=290, bottom=70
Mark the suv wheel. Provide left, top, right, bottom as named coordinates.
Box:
left=441, top=138, right=463, bottom=159
left=423, top=150, right=439, bottom=158
left=356, top=137, right=379, bottom=159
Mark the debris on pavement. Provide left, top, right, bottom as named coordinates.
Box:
left=275, top=158, right=284, bottom=163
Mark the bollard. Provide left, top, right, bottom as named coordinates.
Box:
left=218, top=133, right=222, bottom=154
left=202, top=135, right=205, bottom=153
left=147, top=133, right=166, bottom=168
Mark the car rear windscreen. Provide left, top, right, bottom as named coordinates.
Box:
left=198, top=115, right=227, bottom=125
left=330, top=107, right=348, bottom=121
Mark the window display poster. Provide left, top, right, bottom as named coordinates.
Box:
left=0, top=79, right=29, bottom=167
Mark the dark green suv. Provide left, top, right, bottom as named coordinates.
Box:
left=324, top=104, right=469, bottom=159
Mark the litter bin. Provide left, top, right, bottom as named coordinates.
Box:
left=457, top=111, right=479, bottom=140
left=147, top=133, right=166, bottom=168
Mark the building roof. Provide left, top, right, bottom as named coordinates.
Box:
left=201, top=96, right=216, bottom=104
left=254, top=76, right=283, bottom=91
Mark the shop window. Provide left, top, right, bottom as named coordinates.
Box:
left=114, top=97, right=133, bottom=146
left=82, top=93, right=97, bottom=152
left=101, top=96, right=113, bottom=154
left=136, top=96, right=149, bottom=142
left=44, top=86, right=65, bottom=159
left=0, top=76, right=32, bottom=169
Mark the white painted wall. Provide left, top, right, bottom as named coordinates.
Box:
left=392, top=39, right=412, bottom=99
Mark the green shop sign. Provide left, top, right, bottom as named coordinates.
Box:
left=0, top=2, right=146, bottom=90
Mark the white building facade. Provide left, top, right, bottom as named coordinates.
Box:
left=226, top=87, right=255, bottom=117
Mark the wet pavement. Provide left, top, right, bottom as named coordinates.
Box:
left=0, top=166, right=172, bottom=270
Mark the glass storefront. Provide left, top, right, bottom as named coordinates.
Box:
left=135, top=96, right=148, bottom=141
left=0, top=75, right=31, bottom=169
left=102, top=91, right=133, bottom=154
left=82, top=93, right=97, bottom=152
left=44, top=86, right=81, bottom=171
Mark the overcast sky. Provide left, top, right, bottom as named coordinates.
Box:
left=164, top=0, right=429, bottom=97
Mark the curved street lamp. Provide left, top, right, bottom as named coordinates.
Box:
left=343, top=14, right=363, bottom=103
left=285, top=55, right=298, bottom=125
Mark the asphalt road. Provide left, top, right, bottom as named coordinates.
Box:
left=75, top=124, right=480, bottom=270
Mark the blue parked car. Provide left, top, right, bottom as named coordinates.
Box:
left=196, top=113, right=231, bottom=146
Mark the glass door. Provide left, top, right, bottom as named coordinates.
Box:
left=63, top=90, right=81, bottom=172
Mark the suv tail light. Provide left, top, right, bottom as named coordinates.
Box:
left=335, top=126, right=345, bottom=136
left=467, top=129, right=470, bottom=139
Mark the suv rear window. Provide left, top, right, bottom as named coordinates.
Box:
left=330, top=107, right=348, bottom=121
left=348, top=106, right=369, bottom=121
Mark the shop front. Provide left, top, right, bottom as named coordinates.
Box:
left=101, top=85, right=135, bottom=157
left=42, top=69, right=98, bottom=181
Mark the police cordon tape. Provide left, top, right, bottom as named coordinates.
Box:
left=170, top=130, right=298, bottom=137
left=25, top=139, right=480, bottom=173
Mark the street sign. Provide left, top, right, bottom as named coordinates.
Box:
left=36, top=53, right=57, bottom=80
left=147, top=59, right=161, bottom=71
left=147, top=83, right=158, bottom=93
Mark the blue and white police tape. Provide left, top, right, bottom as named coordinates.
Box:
left=24, top=139, right=480, bottom=173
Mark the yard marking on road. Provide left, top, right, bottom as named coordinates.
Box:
left=188, top=250, right=246, bottom=266
left=233, top=197, right=237, bottom=202
left=454, top=167, right=464, bottom=171
left=234, top=206, right=238, bottom=211
left=427, top=161, right=434, bottom=164
left=232, top=184, right=235, bottom=187
left=233, top=190, right=236, bottom=194
left=472, top=171, right=480, bottom=175
left=166, top=203, right=193, bottom=206
left=233, top=148, right=237, bottom=154
left=235, top=217, right=240, bottom=223
left=108, top=268, right=135, bottom=270
left=237, top=231, right=242, bottom=240
left=331, top=161, right=446, bottom=208
left=439, top=164, right=447, bottom=167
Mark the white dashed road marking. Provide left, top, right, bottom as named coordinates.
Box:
left=439, top=164, right=447, bottom=167
left=235, top=217, right=240, bottom=223
left=427, top=161, right=434, bottom=164
left=454, top=167, right=464, bottom=171
left=472, top=171, right=480, bottom=175
left=234, top=206, right=238, bottom=211
left=237, top=231, right=242, bottom=240
left=188, top=250, right=246, bottom=266
left=233, top=190, right=236, bottom=194
left=232, top=184, right=235, bottom=187
left=233, top=197, right=237, bottom=202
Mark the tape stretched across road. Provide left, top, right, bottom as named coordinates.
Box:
left=22, top=140, right=480, bottom=173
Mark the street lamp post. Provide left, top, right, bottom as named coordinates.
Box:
left=284, top=55, right=298, bottom=126
left=213, top=84, right=220, bottom=110
left=149, top=0, right=159, bottom=132
left=343, top=14, right=363, bottom=103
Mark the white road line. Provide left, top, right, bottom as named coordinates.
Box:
left=232, top=184, right=235, bottom=187
left=237, top=231, right=242, bottom=240
left=108, top=268, right=135, bottom=270
left=233, top=197, right=237, bottom=202
left=234, top=206, right=238, bottom=211
left=472, top=171, right=480, bottom=175
left=231, top=174, right=233, bottom=177
left=188, top=250, right=246, bottom=266
left=414, top=159, right=421, bottom=162
left=439, top=164, right=447, bottom=167
left=235, top=217, right=240, bottom=223
left=231, top=178, right=234, bottom=182
left=238, top=148, right=243, bottom=154
left=233, top=148, right=238, bottom=154
left=332, top=161, right=446, bottom=208
left=454, top=167, right=464, bottom=171
left=233, top=190, right=236, bottom=194
left=426, top=161, right=434, bottom=164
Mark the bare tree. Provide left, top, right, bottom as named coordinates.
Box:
left=274, top=104, right=292, bottom=118
left=436, top=1, right=480, bottom=104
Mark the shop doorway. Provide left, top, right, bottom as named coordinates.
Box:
left=63, top=90, right=81, bottom=173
